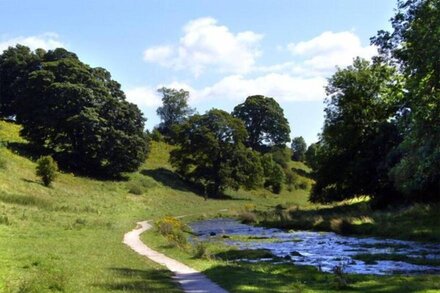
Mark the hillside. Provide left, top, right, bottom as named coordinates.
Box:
left=0, top=120, right=311, bottom=292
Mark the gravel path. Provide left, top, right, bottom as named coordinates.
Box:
left=123, top=220, right=228, bottom=293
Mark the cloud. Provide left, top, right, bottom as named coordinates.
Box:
left=287, top=31, right=377, bottom=74
left=126, top=86, right=162, bottom=108
left=195, top=74, right=326, bottom=102
left=143, top=17, right=263, bottom=76
left=0, top=33, right=65, bottom=52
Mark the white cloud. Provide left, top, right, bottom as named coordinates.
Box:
left=143, top=45, right=173, bottom=66
left=143, top=17, right=263, bottom=76
left=0, top=33, right=65, bottom=52
left=195, top=74, right=326, bottom=103
left=287, top=31, right=377, bottom=74
left=126, top=86, right=162, bottom=108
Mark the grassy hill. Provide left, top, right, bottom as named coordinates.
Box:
left=1, top=120, right=439, bottom=292
left=0, top=120, right=310, bottom=292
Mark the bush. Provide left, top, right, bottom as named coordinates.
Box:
left=127, top=181, right=143, bottom=195
left=192, top=241, right=211, bottom=259
left=36, top=156, right=58, bottom=187
left=150, top=128, right=164, bottom=142
left=127, top=177, right=158, bottom=195
left=155, top=216, right=188, bottom=249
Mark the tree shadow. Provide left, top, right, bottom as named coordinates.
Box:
left=6, top=142, right=45, bottom=161
left=96, top=267, right=180, bottom=292
left=141, top=168, right=199, bottom=193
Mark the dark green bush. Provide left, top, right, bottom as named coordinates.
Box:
left=36, top=156, right=58, bottom=187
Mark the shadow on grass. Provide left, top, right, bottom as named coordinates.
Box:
left=6, top=142, right=45, bottom=161
left=141, top=168, right=196, bottom=193
left=97, top=267, right=180, bottom=292
left=202, top=262, right=440, bottom=292
left=141, top=168, right=248, bottom=201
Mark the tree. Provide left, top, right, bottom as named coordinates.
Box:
left=291, top=136, right=307, bottom=161
left=232, top=95, right=291, bottom=151
left=305, top=143, right=320, bottom=170
left=156, top=87, right=195, bottom=139
left=36, top=156, right=58, bottom=186
left=0, top=45, right=41, bottom=118
left=170, top=109, right=263, bottom=197
left=372, top=0, right=440, bottom=202
left=0, top=46, right=150, bottom=177
left=310, top=58, right=403, bottom=204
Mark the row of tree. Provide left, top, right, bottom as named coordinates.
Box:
left=309, top=0, right=439, bottom=206
left=153, top=90, right=295, bottom=196
left=0, top=46, right=149, bottom=177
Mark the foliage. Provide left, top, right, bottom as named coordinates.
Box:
left=36, top=156, right=58, bottom=187
left=0, top=46, right=150, bottom=178
left=170, top=109, right=263, bottom=196
left=305, top=143, right=320, bottom=170
left=232, top=95, right=290, bottom=151
left=372, top=0, right=440, bottom=202
left=155, top=216, right=188, bottom=249
left=269, top=146, right=291, bottom=169
left=291, top=136, right=307, bottom=161
left=261, top=154, right=285, bottom=194
left=311, top=58, right=403, bottom=204
left=149, top=127, right=164, bottom=142
left=156, top=87, right=195, bottom=140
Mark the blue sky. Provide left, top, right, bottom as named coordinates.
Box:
left=0, top=0, right=397, bottom=144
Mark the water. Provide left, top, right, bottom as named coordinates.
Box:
left=189, top=218, right=440, bottom=275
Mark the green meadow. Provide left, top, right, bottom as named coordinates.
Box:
left=1, top=120, right=439, bottom=292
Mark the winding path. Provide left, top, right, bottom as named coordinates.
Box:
left=123, top=220, right=228, bottom=293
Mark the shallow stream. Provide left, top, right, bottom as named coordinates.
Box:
left=189, top=218, right=440, bottom=275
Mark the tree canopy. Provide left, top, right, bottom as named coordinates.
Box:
left=156, top=87, right=195, bottom=139
left=170, top=109, right=263, bottom=197
left=0, top=46, right=150, bottom=177
left=232, top=95, right=290, bottom=151
left=310, top=58, right=403, bottom=204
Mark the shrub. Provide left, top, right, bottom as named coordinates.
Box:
left=127, top=181, right=143, bottom=195
left=150, top=128, right=164, bottom=142
left=155, top=216, right=188, bottom=249
left=192, top=241, right=211, bottom=259
left=36, top=156, right=58, bottom=187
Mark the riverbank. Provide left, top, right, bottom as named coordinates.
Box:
left=142, top=216, right=440, bottom=292
left=253, top=199, right=440, bottom=242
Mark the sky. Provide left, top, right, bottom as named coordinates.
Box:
left=0, top=0, right=397, bottom=144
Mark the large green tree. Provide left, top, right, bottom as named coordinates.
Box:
left=311, top=58, right=403, bottom=204
left=156, top=87, right=195, bottom=139
left=232, top=95, right=290, bottom=151
left=170, top=109, right=263, bottom=197
left=0, top=46, right=149, bottom=177
left=372, top=0, right=440, bottom=201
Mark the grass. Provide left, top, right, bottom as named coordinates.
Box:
left=1, top=119, right=439, bottom=292
left=256, top=199, right=440, bottom=242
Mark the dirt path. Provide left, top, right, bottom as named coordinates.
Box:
left=123, top=220, right=228, bottom=293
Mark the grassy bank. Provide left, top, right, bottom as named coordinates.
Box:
left=254, top=199, right=440, bottom=242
